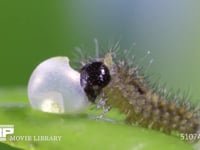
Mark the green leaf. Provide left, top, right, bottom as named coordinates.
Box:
left=0, top=87, right=197, bottom=150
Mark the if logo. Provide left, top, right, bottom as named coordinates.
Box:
left=0, top=125, right=14, bottom=141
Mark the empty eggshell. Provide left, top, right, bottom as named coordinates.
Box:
left=28, top=56, right=90, bottom=113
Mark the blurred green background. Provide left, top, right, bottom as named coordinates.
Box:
left=0, top=1, right=200, bottom=149
left=0, top=0, right=200, bottom=101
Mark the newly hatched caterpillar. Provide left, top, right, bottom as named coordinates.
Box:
left=79, top=48, right=200, bottom=143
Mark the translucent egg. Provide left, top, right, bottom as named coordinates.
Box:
left=27, top=56, right=90, bottom=114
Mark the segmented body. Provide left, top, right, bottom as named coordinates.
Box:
left=101, top=52, right=200, bottom=137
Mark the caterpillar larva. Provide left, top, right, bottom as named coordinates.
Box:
left=80, top=49, right=200, bottom=143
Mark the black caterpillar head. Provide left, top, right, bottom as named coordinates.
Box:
left=80, top=61, right=111, bottom=103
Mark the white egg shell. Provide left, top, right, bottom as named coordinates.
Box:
left=28, top=56, right=90, bottom=113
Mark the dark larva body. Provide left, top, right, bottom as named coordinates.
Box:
left=102, top=52, right=199, bottom=139
left=104, top=63, right=199, bottom=134
left=81, top=51, right=200, bottom=142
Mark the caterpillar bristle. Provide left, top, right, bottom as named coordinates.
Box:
left=78, top=42, right=199, bottom=143
left=98, top=51, right=200, bottom=142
